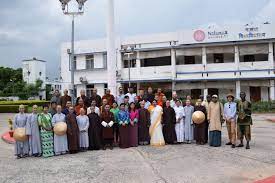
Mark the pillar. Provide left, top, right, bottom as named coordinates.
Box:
left=202, top=47, right=207, bottom=70
left=137, top=83, right=140, bottom=94
left=268, top=42, right=274, bottom=69
left=203, top=88, right=208, bottom=100
left=171, top=48, right=176, bottom=91
left=106, top=0, right=117, bottom=96
left=136, top=51, right=141, bottom=74
left=270, top=80, right=275, bottom=101
left=235, top=80, right=241, bottom=99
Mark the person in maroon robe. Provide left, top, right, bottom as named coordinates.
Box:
left=162, top=100, right=177, bottom=144
left=102, top=89, right=115, bottom=106
left=90, top=88, right=102, bottom=107
left=138, top=101, right=151, bottom=145
left=101, top=104, right=115, bottom=150
left=194, top=99, right=207, bottom=145
left=60, top=89, right=72, bottom=110
left=88, top=106, right=102, bottom=150
left=76, top=90, right=90, bottom=108
left=66, top=106, right=80, bottom=154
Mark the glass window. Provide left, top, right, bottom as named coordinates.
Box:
left=86, top=55, right=94, bottom=69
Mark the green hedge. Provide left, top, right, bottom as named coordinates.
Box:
left=0, top=105, right=43, bottom=113
left=0, top=100, right=49, bottom=106
left=0, top=100, right=48, bottom=113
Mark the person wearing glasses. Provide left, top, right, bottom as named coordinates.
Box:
left=223, top=94, right=237, bottom=148
left=207, top=95, right=224, bottom=147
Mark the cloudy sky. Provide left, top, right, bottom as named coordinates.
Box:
left=0, top=0, right=274, bottom=79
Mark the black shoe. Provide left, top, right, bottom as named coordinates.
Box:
left=246, top=143, right=250, bottom=149
left=237, top=144, right=244, bottom=147
left=226, top=142, right=232, bottom=145
left=231, top=144, right=235, bottom=148
left=110, top=145, right=113, bottom=150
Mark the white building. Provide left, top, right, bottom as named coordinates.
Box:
left=22, top=57, right=47, bottom=100
left=60, top=23, right=275, bottom=102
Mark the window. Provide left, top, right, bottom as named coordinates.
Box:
left=213, top=54, right=224, bottom=63
left=184, top=56, right=195, bottom=64
left=86, top=84, right=94, bottom=98
left=141, top=56, right=171, bottom=67
left=103, top=53, right=107, bottom=68
left=243, top=55, right=255, bottom=62
left=86, top=55, right=94, bottom=69
left=123, top=59, right=136, bottom=68
left=104, top=84, right=108, bottom=93
left=73, top=56, right=77, bottom=70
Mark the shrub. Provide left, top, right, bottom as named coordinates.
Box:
left=0, top=105, right=27, bottom=113
left=0, top=100, right=49, bottom=106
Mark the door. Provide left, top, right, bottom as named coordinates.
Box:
left=250, top=87, right=261, bottom=102
left=191, top=89, right=201, bottom=100
left=208, top=88, right=219, bottom=97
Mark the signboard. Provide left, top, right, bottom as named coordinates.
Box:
left=179, top=24, right=275, bottom=44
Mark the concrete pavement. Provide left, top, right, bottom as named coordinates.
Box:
left=0, top=113, right=275, bottom=183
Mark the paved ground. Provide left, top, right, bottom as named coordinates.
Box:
left=0, top=113, right=275, bottom=183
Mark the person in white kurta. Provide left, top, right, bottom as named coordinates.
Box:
left=183, top=100, right=194, bottom=143
left=87, top=100, right=100, bottom=116
left=52, top=105, right=68, bottom=155
left=174, top=100, right=185, bottom=143
left=77, top=108, right=90, bottom=150
left=148, top=100, right=165, bottom=146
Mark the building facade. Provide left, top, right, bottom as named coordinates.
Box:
left=60, top=23, right=275, bottom=101
left=22, top=57, right=47, bottom=100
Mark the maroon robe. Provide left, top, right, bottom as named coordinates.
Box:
left=138, top=108, right=150, bottom=144
left=66, top=113, right=79, bottom=153
left=101, top=111, right=115, bottom=145
left=194, top=105, right=207, bottom=144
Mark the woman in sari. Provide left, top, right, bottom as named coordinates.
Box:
left=148, top=100, right=165, bottom=146
left=38, top=104, right=54, bottom=158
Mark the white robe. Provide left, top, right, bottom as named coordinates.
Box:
left=149, top=105, right=165, bottom=146
left=183, top=106, right=194, bottom=141
left=174, top=106, right=185, bottom=142
left=52, top=113, right=68, bottom=154
left=76, top=115, right=89, bottom=148
left=26, top=113, right=42, bottom=155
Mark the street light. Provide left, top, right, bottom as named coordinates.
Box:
left=123, top=45, right=135, bottom=87
left=58, top=0, right=88, bottom=104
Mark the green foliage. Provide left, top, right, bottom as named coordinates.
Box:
left=0, top=100, right=49, bottom=106
left=0, top=66, right=44, bottom=99
left=0, top=100, right=48, bottom=113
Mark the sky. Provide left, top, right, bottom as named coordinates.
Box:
left=0, top=0, right=274, bottom=79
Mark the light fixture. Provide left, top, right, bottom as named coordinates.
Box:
left=59, top=0, right=71, bottom=11
left=76, top=0, right=87, bottom=10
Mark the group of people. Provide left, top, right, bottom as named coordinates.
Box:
left=13, top=86, right=252, bottom=159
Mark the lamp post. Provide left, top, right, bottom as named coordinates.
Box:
left=58, top=0, right=87, bottom=105
left=123, top=46, right=135, bottom=87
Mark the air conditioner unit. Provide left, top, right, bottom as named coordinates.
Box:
left=116, top=70, right=121, bottom=77
left=79, top=76, right=88, bottom=83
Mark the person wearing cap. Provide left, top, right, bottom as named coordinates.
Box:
left=207, top=94, right=224, bottom=147
left=224, top=94, right=237, bottom=148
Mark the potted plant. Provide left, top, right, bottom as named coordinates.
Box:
left=8, top=119, right=14, bottom=137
